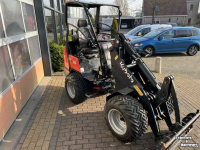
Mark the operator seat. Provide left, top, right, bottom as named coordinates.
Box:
left=77, top=19, right=98, bottom=55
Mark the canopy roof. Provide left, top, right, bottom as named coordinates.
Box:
left=65, top=1, right=119, bottom=8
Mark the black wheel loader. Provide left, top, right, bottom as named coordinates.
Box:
left=63, top=1, right=200, bottom=149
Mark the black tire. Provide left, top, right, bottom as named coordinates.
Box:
left=65, top=72, right=86, bottom=104
left=143, top=46, right=155, bottom=57
left=187, top=45, right=198, bottom=56
left=104, top=95, right=148, bottom=142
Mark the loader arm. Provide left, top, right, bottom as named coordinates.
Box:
left=108, top=33, right=200, bottom=149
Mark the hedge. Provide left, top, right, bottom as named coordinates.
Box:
left=49, top=35, right=65, bottom=71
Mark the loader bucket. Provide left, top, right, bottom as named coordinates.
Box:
left=150, top=110, right=200, bottom=150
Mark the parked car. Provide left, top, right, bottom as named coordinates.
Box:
left=167, top=22, right=178, bottom=27
left=130, top=27, right=200, bottom=56
left=124, top=24, right=172, bottom=41
left=121, top=23, right=128, bottom=28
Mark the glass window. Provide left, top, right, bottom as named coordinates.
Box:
left=161, top=30, right=175, bottom=39
left=1, top=0, right=25, bottom=37
left=0, top=45, right=15, bottom=93
left=176, top=30, right=188, bottom=38
left=28, top=36, right=41, bottom=64
left=127, top=26, right=142, bottom=35
left=45, top=9, right=55, bottom=42
left=190, top=4, right=193, bottom=11
left=22, top=3, right=37, bottom=32
left=188, top=30, right=192, bottom=37
left=136, top=28, right=151, bottom=36
left=54, top=0, right=59, bottom=11
left=192, top=30, right=198, bottom=37
left=0, top=13, right=5, bottom=38
left=62, top=14, right=67, bottom=36
left=55, top=13, right=61, bottom=37
left=43, top=0, right=52, bottom=7
left=9, top=39, right=31, bottom=78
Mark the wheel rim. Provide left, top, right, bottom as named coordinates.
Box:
left=108, top=109, right=127, bottom=135
left=145, top=47, right=153, bottom=56
left=67, top=81, right=75, bottom=99
left=189, top=46, right=197, bottom=55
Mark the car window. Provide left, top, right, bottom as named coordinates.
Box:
left=143, top=28, right=167, bottom=38
left=127, top=26, right=142, bottom=35
left=160, top=30, right=175, bottom=39
left=175, top=30, right=188, bottom=38
left=188, top=30, right=192, bottom=37
left=136, top=28, right=151, bottom=36
left=192, top=30, right=198, bottom=37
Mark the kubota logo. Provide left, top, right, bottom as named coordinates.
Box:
left=120, top=62, right=134, bottom=83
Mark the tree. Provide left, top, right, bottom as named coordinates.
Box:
left=196, top=13, right=200, bottom=28
left=109, top=0, right=130, bottom=16
left=111, top=17, right=118, bottom=36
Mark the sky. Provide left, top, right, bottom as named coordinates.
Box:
left=81, top=0, right=143, bottom=16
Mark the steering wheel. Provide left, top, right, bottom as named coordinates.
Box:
left=97, top=23, right=120, bottom=44
left=67, top=23, right=96, bottom=47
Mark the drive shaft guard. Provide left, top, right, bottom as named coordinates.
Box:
left=150, top=110, right=200, bottom=150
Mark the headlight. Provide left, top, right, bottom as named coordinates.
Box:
left=132, top=43, right=143, bottom=47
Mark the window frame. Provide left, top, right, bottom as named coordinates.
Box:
left=0, top=0, right=42, bottom=96
left=158, top=30, right=175, bottom=40
left=44, top=0, right=64, bottom=43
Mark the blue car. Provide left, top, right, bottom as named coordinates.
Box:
left=131, top=27, right=200, bottom=56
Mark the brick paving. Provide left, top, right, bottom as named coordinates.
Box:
left=17, top=53, right=200, bottom=150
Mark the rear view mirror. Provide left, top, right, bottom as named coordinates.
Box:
left=158, top=37, right=164, bottom=41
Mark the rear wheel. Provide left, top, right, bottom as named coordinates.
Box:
left=143, top=46, right=154, bottom=57
left=65, top=72, right=86, bottom=104
left=104, top=95, right=148, bottom=142
left=187, top=45, right=198, bottom=56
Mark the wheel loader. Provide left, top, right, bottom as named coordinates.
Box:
left=63, top=1, right=200, bottom=149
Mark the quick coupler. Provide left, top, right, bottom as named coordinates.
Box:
left=150, top=110, right=200, bottom=150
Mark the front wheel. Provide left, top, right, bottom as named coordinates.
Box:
left=187, top=45, right=198, bottom=56
left=104, top=95, right=148, bottom=142
left=65, top=72, right=86, bottom=104
left=143, top=46, right=154, bottom=57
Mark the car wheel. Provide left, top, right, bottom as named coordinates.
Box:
left=187, top=45, right=198, bottom=56
left=143, top=46, right=154, bottom=57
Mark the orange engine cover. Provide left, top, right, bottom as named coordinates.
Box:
left=69, top=54, right=81, bottom=72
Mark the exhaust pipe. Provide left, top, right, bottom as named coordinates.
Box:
left=150, top=110, right=200, bottom=150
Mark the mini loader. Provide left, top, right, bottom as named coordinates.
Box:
left=63, top=1, right=200, bottom=149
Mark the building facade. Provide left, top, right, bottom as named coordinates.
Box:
left=0, top=0, right=85, bottom=141
left=142, top=0, right=200, bottom=26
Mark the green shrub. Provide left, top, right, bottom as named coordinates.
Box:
left=111, top=17, right=118, bottom=36
left=49, top=42, right=64, bottom=71
left=58, top=35, right=66, bottom=46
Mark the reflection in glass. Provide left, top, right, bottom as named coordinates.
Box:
left=0, top=45, right=15, bottom=93
left=54, top=0, right=59, bottom=11
left=62, top=14, right=67, bottom=36
left=1, top=0, right=25, bottom=37
left=55, top=13, right=61, bottom=37
left=28, top=36, right=41, bottom=64
left=9, top=39, right=31, bottom=78
left=0, top=13, right=5, bottom=38
left=43, top=0, right=52, bottom=7
left=45, top=9, right=55, bottom=42
left=22, top=3, right=37, bottom=32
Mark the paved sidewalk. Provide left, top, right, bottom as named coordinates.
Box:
left=16, top=53, right=200, bottom=150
